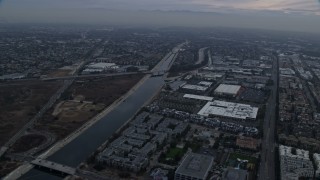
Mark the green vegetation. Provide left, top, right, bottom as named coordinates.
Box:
left=267, top=79, right=274, bottom=86
left=167, top=123, right=176, bottom=130
left=159, top=147, right=187, bottom=165
left=226, top=153, right=257, bottom=170
left=228, top=153, right=257, bottom=164
left=185, top=141, right=201, bottom=152
left=167, top=147, right=185, bottom=159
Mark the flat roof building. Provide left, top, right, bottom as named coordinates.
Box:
left=181, top=84, right=208, bottom=92
left=175, top=153, right=214, bottom=180
left=198, top=81, right=213, bottom=87
left=83, top=62, right=119, bottom=74
left=222, top=168, right=248, bottom=180
left=214, top=84, right=241, bottom=97
left=198, top=100, right=259, bottom=121
left=314, top=153, right=320, bottom=178
left=87, top=62, right=118, bottom=69
left=183, top=94, right=213, bottom=101
left=279, top=145, right=314, bottom=180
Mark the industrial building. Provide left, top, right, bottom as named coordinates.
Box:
left=197, top=100, right=259, bottom=121
left=175, top=153, right=214, bottom=180
left=214, top=84, right=241, bottom=97
left=87, top=62, right=118, bottom=69
left=82, top=62, right=119, bottom=74
left=198, top=81, right=213, bottom=87
left=183, top=94, right=213, bottom=101
left=181, top=84, right=208, bottom=92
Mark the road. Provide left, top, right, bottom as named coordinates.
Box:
left=258, top=55, right=278, bottom=180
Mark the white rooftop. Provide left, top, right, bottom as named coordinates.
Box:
left=182, top=84, right=208, bottom=91
left=214, top=84, right=241, bottom=95
left=183, top=94, right=213, bottom=101
left=198, top=100, right=258, bottom=120
left=88, top=62, right=117, bottom=69
left=198, top=81, right=213, bottom=87
left=279, top=145, right=310, bottom=160
left=314, top=153, right=320, bottom=169
left=315, top=153, right=320, bottom=162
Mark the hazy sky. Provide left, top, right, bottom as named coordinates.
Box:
left=0, top=0, right=320, bottom=33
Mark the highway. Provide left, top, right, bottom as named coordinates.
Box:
left=258, top=55, right=278, bottom=180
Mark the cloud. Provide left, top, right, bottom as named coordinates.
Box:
left=2, top=0, right=320, bottom=16
left=1, top=0, right=319, bottom=33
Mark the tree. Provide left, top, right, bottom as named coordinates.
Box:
left=127, top=66, right=139, bottom=72
left=267, top=79, right=274, bottom=86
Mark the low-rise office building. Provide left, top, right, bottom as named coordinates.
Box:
left=175, top=153, right=214, bottom=180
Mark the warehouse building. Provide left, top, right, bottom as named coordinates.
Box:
left=183, top=94, right=213, bottom=101
left=82, top=62, right=119, bottom=74
left=181, top=84, right=208, bottom=93
left=197, top=100, right=259, bottom=121
left=214, top=84, right=241, bottom=97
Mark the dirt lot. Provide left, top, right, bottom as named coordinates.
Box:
left=0, top=160, right=21, bottom=178
left=46, top=69, right=73, bottom=78
left=35, top=74, right=144, bottom=140
left=11, top=134, right=47, bottom=153
left=0, top=80, right=62, bottom=146
left=68, top=74, right=145, bottom=104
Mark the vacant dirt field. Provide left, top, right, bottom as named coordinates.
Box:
left=11, top=134, right=47, bottom=153
left=0, top=160, right=21, bottom=178
left=69, top=74, right=145, bottom=104
left=46, top=69, right=73, bottom=78
left=35, top=74, right=144, bottom=140
left=0, top=80, right=62, bottom=146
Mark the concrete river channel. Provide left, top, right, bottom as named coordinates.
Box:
left=19, top=45, right=182, bottom=180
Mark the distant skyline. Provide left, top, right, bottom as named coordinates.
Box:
left=0, top=0, right=320, bottom=33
